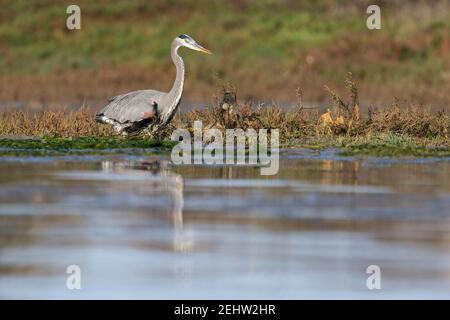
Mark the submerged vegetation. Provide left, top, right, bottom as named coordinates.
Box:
left=0, top=74, right=449, bottom=157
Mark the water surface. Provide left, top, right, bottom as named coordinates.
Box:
left=0, top=150, right=449, bottom=299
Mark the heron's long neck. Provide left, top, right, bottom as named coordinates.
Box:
left=163, top=42, right=185, bottom=122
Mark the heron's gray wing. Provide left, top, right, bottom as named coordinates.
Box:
left=98, top=90, right=165, bottom=124
left=107, top=93, right=127, bottom=103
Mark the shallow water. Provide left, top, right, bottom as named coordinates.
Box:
left=0, top=150, right=450, bottom=299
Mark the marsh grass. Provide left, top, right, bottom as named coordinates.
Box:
left=0, top=76, right=449, bottom=156
left=0, top=106, right=113, bottom=137
left=170, top=74, right=449, bottom=147
left=335, top=134, right=450, bottom=157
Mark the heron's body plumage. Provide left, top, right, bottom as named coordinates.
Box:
left=95, top=34, right=210, bottom=134
left=101, top=90, right=163, bottom=123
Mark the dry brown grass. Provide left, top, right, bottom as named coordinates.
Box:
left=0, top=106, right=113, bottom=138
left=168, top=75, right=449, bottom=144
left=1, top=76, right=449, bottom=146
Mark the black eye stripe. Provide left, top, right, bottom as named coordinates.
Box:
left=178, top=34, right=195, bottom=44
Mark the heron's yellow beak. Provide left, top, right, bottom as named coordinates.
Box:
left=195, top=44, right=212, bottom=55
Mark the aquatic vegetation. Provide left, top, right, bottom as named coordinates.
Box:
left=335, top=134, right=450, bottom=157
left=0, top=136, right=176, bottom=153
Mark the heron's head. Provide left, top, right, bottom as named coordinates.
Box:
left=176, top=34, right=211, bottom=54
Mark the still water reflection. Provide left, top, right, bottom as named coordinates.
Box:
left=0, top=150, right=449, bottom=299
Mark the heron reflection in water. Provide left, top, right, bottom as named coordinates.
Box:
left=101, top=160, right=191, bottom=252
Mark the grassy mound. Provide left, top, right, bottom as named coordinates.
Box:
left=1, top=76, right=449, bottom=157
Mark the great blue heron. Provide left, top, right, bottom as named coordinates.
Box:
left=95, top=34, right=211, bottom=134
